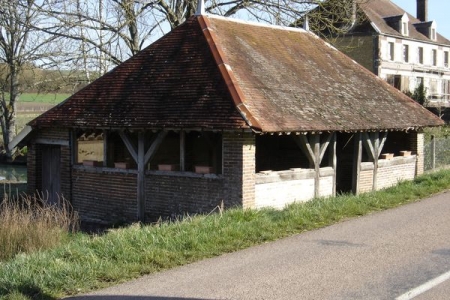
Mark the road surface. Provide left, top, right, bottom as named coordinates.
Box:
left=69, top=191, right=450, bottom=300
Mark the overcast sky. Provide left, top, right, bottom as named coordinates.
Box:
left=391, top=0, right=450, bottom=39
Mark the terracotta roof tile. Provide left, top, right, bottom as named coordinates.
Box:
left=205, top=15, right=443, bottom=132
left=30, top=18, right=248, bottom=130
left=30, top=14, right=443, bottom=133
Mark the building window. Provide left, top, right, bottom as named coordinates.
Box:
left=402, top=22, right=408, bottom=36
left=432, top=49, right=437, bottom=66
left=403, top=45, right=409, bottom=62
left=387, top=74, right=402, bottom=90
left=431, top=28, right=436, bottom=40
left=418, top=47, right=424, bottom=64
left=445, top=51, right=449, bottom=68
left=75, top=130, right=105, bottom=165
left=388, top=42, right=395, bottom=61
left=417, top=77, right=424, bottom=86
left=444, top=80, right=450, bottom=100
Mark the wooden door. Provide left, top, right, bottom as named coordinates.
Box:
left=41, top=145, right=61, bottom=205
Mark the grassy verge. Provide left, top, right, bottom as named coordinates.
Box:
left=19, top=93, right=70, bottom=104
left=1, top=170, right=450, bottom=300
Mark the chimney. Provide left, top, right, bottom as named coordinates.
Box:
left=417, top=0, right=428, bottom=22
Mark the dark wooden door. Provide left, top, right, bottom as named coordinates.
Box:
left=41, top=145, right=61, bottom=205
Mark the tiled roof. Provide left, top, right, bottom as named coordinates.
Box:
left=30, top=14, right=443, bottom=132
left=30, top=18, right=248, bottom=130
left=359, top=0, right=450, bottom=45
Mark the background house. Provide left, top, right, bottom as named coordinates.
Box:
left=18, top=11, right=443, bottom=225
left=304, top=0, right=450, bottom=106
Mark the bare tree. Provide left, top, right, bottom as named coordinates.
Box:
left=27, top=0, right=373, bottom=86
left=34, top=0, right=163, bottom=72
left=0, top=0, right=62, bottom=160
left=33, top=0, right=354, bottom=72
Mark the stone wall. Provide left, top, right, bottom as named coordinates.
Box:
left=254, top=167, right=334, bottom=209
left=359, top=156, right=416, bottom=193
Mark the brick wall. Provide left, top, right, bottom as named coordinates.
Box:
left=409, top=132, right=425, bottom=175
left=255, top=167, right=333, bottom=209
left=28, top=129, right=258, bottom=224
left=222, top=132, right=255, bottom=208
left=359, top=156, right=416, bottom=193
left=144, top=132, right=255, bottom=221
left=145, top=174, right=224, bottom=221
left=72, top=168, right=137, bottom=224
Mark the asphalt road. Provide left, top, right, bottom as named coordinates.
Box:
left=69, top=191, right=450, bottom=300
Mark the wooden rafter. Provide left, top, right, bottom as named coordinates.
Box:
left=119, top=131, right=138, bottom=163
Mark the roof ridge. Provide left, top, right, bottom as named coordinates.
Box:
left=197, top=15, right=262, bottom=132
left=206, top=14, right=309, bottom=35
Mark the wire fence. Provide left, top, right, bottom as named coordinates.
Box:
left=424, top=135, right=450, bottom=171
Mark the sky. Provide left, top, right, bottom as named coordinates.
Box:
left=392, top=0, right=450, bottom=39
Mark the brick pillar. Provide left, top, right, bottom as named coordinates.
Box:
left=410, top=132, right=425, bottom=175
left=223, top=132, right=255, bottom=209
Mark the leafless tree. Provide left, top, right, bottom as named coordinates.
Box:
left=0, top=0, right=63, bottom=159
left=32, top=0, right=368, bottom=75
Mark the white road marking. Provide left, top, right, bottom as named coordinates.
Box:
left=396, top=270, right=450, bottom=300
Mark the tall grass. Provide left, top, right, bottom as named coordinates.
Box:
left=0, top=194, right=79, bottom=262
left=1, top=170, right=450, bottom=299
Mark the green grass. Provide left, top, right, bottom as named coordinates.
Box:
left=1, top=170, right=450, bottom=300
left=18, top=93, right=70, bottom=104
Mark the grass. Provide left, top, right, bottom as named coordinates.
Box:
left=1, top=170, right=450, bottom=300
left=18, top=93, right=70, bottom=104
left=0, top=195, right=79, bottom=262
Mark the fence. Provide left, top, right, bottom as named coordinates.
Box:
left=424, top=135, right=450, bottom=171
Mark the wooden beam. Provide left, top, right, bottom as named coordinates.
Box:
left=319, top=133, right=333, bottom=162
left=328, top=133, right=337, bottom=197
left=103, top=130, right=108, bottom=167
left=293, top=135, right=314, bottom=168
left=34, top=138, right=70, bottom=146
left=137, top=132, right=146, bottom=222
left=144, top=131, right=168, bottom=164
left=70, top=130, right=77, bottom=166
left=313, top=134, right=321, bottom=198
left=180, top=131, right=185, bottom=172
left=377, top=132, right=388, bottom=157
left=352, top=133, right=362, bottom=195
left=119, top=131, right=138, bottom=163
left=362, top=132, right=375, bottom=161
left=372, top=132, right=380, bottom=191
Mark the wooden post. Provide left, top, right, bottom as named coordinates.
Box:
left=352, top=133, right=362, bottom=195
left=119, top=130, right=167, bottom=223
left=137, top=132, right=145, bottom=222
left=371, top=132, right=380, bottom=191
left=328, top=133, right=337, bottom=196
left=70, top=130, right=77, bottom=165
left=313, top=134, right=321, bottom=198
left=103, top=130, right=108, bottom=167
left=180, top=131, right=185, bottom=171
left=431, top=134, right=436, bottom=170
left=294, top=133, right=332, bottom=198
